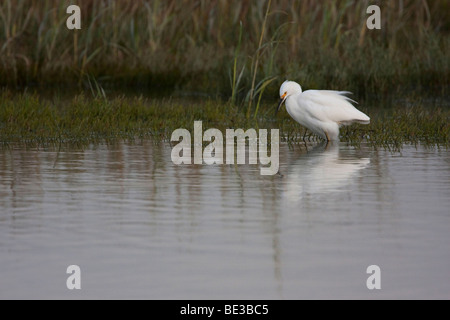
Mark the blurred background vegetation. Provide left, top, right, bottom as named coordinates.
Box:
left=0, top=0, right=448, bottom=101
left=0, top=0, right=448, bottom=147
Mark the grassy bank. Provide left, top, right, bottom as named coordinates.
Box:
left=0, top=92, right=448, bottom=150
left=0, top=0, right=449, bottom=102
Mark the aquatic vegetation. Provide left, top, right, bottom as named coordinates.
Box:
left=0, top=0, right=447, bottom=152
left=0, top=92, right=448, bottom=150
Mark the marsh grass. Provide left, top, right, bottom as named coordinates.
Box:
left=0, top=0, right=448, bottom=98
left=0, top=91, right=448, bottom=150
left=1, top=1, right=448, bottom=150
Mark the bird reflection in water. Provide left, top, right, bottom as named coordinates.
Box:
left=284, top=142, right=370, bottom=203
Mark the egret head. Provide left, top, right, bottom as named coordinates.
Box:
left=276, top=80, right=302, bottom=116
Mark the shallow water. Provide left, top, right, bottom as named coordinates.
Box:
left=0, top=141, right=449, bottom=299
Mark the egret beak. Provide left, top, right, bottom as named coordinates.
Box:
left=275, top=93, right=287, bottom=116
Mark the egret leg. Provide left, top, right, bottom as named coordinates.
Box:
left=302, top=130, right=307, bottom=142
left=302, top=129, right=308, bottom=148
left=324, top=131, right=330, bottom=141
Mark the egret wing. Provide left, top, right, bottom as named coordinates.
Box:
left=298, top=90, right=370, bottom=124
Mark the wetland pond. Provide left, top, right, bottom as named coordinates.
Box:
left=0, top=141, right=449, bottom=299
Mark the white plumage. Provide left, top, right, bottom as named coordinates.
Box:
left=276, top=80, right=370, bottom=141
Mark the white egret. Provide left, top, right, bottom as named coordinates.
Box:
left=276, top=80, right=370, bottom=141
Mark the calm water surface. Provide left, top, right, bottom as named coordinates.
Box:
left=0, top=142, right=449, bottom=299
